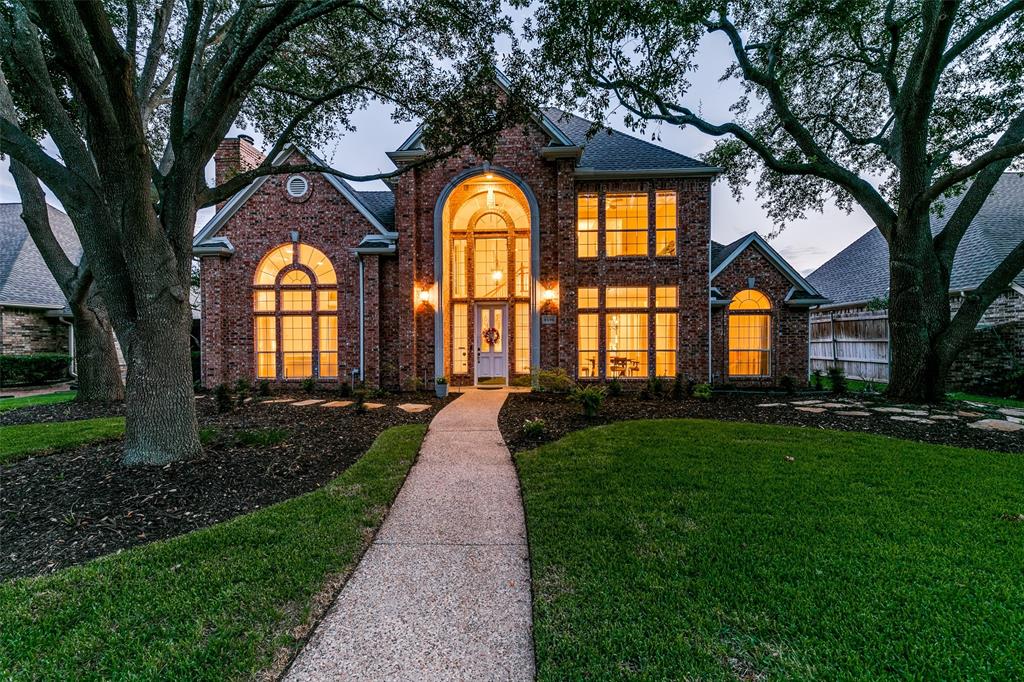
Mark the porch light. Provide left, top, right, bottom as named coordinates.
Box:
left=415, top=283, right=435, bottom=309
left=542, top=288, right=556, bottom=302
left=419, top=289, right=430, bottom=303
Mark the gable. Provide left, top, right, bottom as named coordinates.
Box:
left=710, top=232, right=827, bottom=306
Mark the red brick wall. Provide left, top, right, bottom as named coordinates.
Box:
left=0, top=307, right=68, bottom=355
left=711, top=246, right=809, bottom=386
left=199, top=149, right=383, bottom=388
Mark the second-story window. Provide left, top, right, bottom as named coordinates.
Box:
left=605, top=193, right=648, bottom=257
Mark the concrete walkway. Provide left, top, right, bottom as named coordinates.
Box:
left=286, top=388, right=534, bottom=681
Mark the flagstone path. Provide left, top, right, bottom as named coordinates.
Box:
left=285, top=388, right=534, bottom=681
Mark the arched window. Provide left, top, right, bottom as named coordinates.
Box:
left=728, top=289, right=771, bottom=377
left=252, top=243, right=338, bottom=380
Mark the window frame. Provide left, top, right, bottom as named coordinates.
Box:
left=727, top=289, right=773, bottom=378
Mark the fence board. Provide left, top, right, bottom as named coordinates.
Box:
left=809, top=310, right=890, bottom=382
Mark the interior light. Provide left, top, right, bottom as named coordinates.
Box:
left=492, top=270, right=503, bottom=282
left=485, top=172, right=494, bottom=179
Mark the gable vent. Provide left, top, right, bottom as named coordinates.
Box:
left=286, top=174, right=309, bottom=198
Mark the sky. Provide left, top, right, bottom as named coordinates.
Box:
left=0, top=7, right=875, bottom=276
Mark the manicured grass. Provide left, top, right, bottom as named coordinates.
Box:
left=0, top=390, right=76, bottom=412
left=0, top=417, right=125, bottom=464
left=0, top=423, right=426, bottom=680
left=948, top=391, right=1024, bottom=409
left=517, top=419, right=1024, bottom=680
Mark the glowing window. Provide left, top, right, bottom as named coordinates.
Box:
left=656, top=313, right=677, bottom=377
left=606, top=193, right=648, bottom=257
left=475, top=212, right=508, bottom=231
left=655, top=191, right=677, bottom=256
left=577, top=194, right=598, bottom=258
left=578, top=313, right=598, bottom=378
left=655, top=286, right=678, bottom=308
left=318, top=290, right=337, bottom=311
left=281, top=289, right=312, bottom=311
left=297, top=244, right=337, bottom=284
left=515, top=302, right=530, bottom=374
left=578, top=287, right=598, bottom=309
left=453, top=304, right=469, bottom=374
left=606, top=287, right=648, bottom=308
left=281, top=316, right=312, bottom=379
left=474, top=237, right=508, bottom=298
left=254, top=290, right=274, bottom=312
left=607, top=313, right=648, bottom=377
left=281, top=270, right=310, bottom=285
left=255, top=317, right=276, bottom=379
left=254, top=243, right=336, bottom=285
left=319, top=316, right=337, bottom=378
left=452, top=239, right=467, bottom=298
left=729, top=289, right=771, bottom=377
left=515, top=237, right=530, bottom=297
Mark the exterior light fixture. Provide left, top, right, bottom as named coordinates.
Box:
left=542, top=289, right=556, bottom=302
left=418, top=290, right=430, bottom=303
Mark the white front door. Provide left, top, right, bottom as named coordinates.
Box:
left=475, top=304, right=507, bottom=384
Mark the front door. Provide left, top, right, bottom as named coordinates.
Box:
left=475, top=304, right=507, bottom=384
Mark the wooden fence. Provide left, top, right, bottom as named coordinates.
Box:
left=809, top=310, right=890, bottom=382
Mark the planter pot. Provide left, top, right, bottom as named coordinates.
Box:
left=435, top=384, right=449, bottom=398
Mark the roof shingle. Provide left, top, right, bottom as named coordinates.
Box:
left=0, top=203, right=80, bottom=309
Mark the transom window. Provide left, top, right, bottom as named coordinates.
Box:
left=252, top=243, right=338, bottom=380
left=728, top=289, right=771, bottom=377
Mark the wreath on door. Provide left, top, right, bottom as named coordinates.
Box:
left=482, top=327, right=500, bottom=345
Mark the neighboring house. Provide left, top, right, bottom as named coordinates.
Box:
left=0, top=203, right=79, bottom=358
left=807, top=172, right=1024, bottom=389
left=193, top=74, right=826, bottom=390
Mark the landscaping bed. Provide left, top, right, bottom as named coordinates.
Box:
left=517, top=420, right=1024, bottom=679
left=499, top=391, right=1024, bottom=455
left=1, top=393, right=448, bottom=580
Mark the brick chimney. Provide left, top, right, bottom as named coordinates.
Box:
left=213, top=134, right=266, bottom=210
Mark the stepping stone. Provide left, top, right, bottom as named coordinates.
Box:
left=263, top=398, right=295, bottom=404
left=322, top=400, right=353, bottom=408
left=795, top=406, right=827, bottom=413
left=891, top=415, right=935, bottom=424
left=818, top=402, right=848, bottom=408
left=956, top=410, right=984, bottom=418
left=998, top=407, right=1024, bottom=418
left=968, top=418, right=1024, bottom=433
left=757, top=402, right=786, bottom=407
left=292, top=399, right=325, bottom=406
left=835, top=410, right=871, bottom=417
left=873, top=407, right=929, bottom=416
left=397, top=403, right=431, bottom=413
left=791, top=400, right=822, bottom=405
left=363, top=402, right=385, bottom=410
left=931, top=414, right=959, bottom=420
left=1007, top=416, right=1023, bottom=424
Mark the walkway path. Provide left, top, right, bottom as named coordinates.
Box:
left=286, top=388, right=534, bottom=681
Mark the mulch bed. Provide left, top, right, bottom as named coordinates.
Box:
left=499, top=391, right=1024, bottom=455
left=0, top=400, right=125, bottom=426
left=1, top=392, right=449, bottom=581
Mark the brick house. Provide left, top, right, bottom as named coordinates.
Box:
left=194, top=84, right=825, bottom=390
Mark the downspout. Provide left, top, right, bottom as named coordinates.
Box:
left=357, top=255, right=365, bottom=382
left=707, top=195, right=713, bottom=385
left=58, top=315, right=76, bottom=377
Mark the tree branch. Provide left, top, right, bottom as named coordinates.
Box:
left=923, top=109, right=1024, bottom=204
left=940, top=0, right=1024, bottom=70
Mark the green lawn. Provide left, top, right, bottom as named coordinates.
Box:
left=0, top=424, right=425, bottom=680
left=0, top=390, right=76, bottom=412
left=517, top=419, right=1024, bottom=680
left=0, top=417, right=125, bottom=464
left=948, top=391, right=1024, bottom=409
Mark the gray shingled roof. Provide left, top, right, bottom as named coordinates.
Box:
left=542, top=108, right=714, bottom=172
left=711, top=237, right=745, bottom=271
left=354, top=190, right=395, bottom=230
left=0, top=203, right=80, bottom=309
left=808, top=173, right=1024, bottom=306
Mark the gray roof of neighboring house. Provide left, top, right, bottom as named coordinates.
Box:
left=542, top=107, right=714, bottom=172
left=808, top=173, right=1024, bottom=306
left=0, top=203, right=80, bottom=309
left=710, top=238, right=745, bottom=271
left=354, top=190, right=395, bottom=230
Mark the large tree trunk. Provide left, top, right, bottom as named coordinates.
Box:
left=885, top=212, right=954, bottom=403
left=118, top=292, right=201, bottom=466
left=70, top=287, right=125, bottom=403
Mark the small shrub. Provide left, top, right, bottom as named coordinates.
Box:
left=811, top=369, right=825, bottom=391
left=692, top=383, right=712, bottom=400
left=570, top=385, right=606, bottom=417
left=301, top=376, right=316, bottom=393
left=686, top=378, right=696, bottom=398
left=536, top=368, right=573, bottom=393
left=522, top=418, right=546, bottom=438
left=639, top=383, right=652, bottom=400
left=607, top=378, right=623, bottom=397
left=368, top=387, right=389, bottom=399
left=213, top=383, right=233, bottom=413
left=510, top=375, right=532, bottom=387
left=235, top=428, right=288, bottom=447
left=353, top=388, right=368, bottom=412
left=827, top=366, right=848, bottom=395
left=199, top=427, right=221, bottom=446
left=233, top=378, right=250, bottom=405
left=403, top=376, right=425, bottom=392
left=257, top=379, right=271, bottom=397
left=671, top=374, right=685, bottom=400
left=779, top=375, right=797, bottom=395
left=338, top=381, right=353, bottom=398
left=435, top=376, right=448, bottom=385
left=0, top=353, right=69, bottom=386
left=648, top=376, right=665, bottom=397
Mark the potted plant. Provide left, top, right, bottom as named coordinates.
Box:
left=435, top=376, right=449, bottom=398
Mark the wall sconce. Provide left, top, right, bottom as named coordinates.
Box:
left=541, top=285, right=559, bottom=311
left=415, top=283, right=435, bottom=310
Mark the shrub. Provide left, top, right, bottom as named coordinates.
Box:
left=234, top=428, right=288, bottom=447
left=338, top=381, right=353, bottom=398
left=828, top=366, right=848, bottom=395
left=199, top=427, right=220, bottom=446
left=671, top=373, right=685, bottom=400
left=0, top=353, right=69, bottom=386
left=779, top=375, right=797, bottom=395
left=510, top=375, right=532, bottom=387
left=213, top=383, right=233, bottom=413
left=403, top=376, right=425, bottom=392
left=648, top=376, right=665, bottom=397
left=607, top=378, right=623, bottom=397
left=811, top=369, right=825, bottom=391
left=692, top=383, right=712, bottom=400
left=536, top=368, right=573, bottom=393
left=233, top=378, right=250, bottom=405
left=301, top=376, right=316, bottom=393
left=353, top=388, right=368, bottom=412
left=522, top=418, right=546, bottom=438
left=435, top=376, right=448, bottom=385
left=257, top=380, right=271, bottom=397
left=570, top=385, right=606, bottom=417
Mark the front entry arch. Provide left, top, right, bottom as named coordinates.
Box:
left=433, top=166, right=540, bottom=385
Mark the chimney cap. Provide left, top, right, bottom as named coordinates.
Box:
left=238, top=134, right=255, bottom=145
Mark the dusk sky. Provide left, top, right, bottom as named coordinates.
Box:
left=0, top=8, right=876, bottom=276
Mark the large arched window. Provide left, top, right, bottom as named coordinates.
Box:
left=252, top=243, right=338, bottom=380
left=728, top=289, right=771, bottom=377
